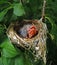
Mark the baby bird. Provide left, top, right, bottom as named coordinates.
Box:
left=19, top=24, right=38, bottom=38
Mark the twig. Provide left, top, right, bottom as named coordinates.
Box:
left=20, top=0, right=22, bottom=3
left=42, top=0, right=46, bottom=22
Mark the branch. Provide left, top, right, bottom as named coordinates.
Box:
left=42, top=0, right=46, bottom=22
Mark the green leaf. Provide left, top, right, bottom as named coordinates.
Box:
left=0, top=1, right=11, bottom=5
left=0, top=9, right=8, bottom=21
left=24, top=57, right=32, bottom=65
left=45, top=17, right=53, bottom=27
left=13, top=3, right=25, bottom=16
left=15, top=52, right=32, bottom=65
left=0, top=56, right=15, bottom=65
left=2, top=57, right=14, bottom=65
left=1, top=38, right=19, bottom=58
left=10, top=14, right=18, bottom=21
left=0, top=6, right=13, bottom=21
left=2, top=57, right=10, bottom=65
left=45, top=17, right=57, bottom=42
left=0, top=1, right=7, bottom=4
left=0, top=57, right=3, bottom=65
left=0, top=24, right=6, bottom=43
left=15, top=56, right=24, bottom=65
left=0, top=24, right=5, bottom=35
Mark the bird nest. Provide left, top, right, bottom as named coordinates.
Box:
left=7, top=19, right=47, bottom=64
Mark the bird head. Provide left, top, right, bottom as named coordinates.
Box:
left=27, top=25, right=38, bottom=38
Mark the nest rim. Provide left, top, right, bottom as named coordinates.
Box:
left=13, top=20, right=42, bottom=39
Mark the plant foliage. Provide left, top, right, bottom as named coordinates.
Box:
left=0, top=0, right=57, bottom=65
